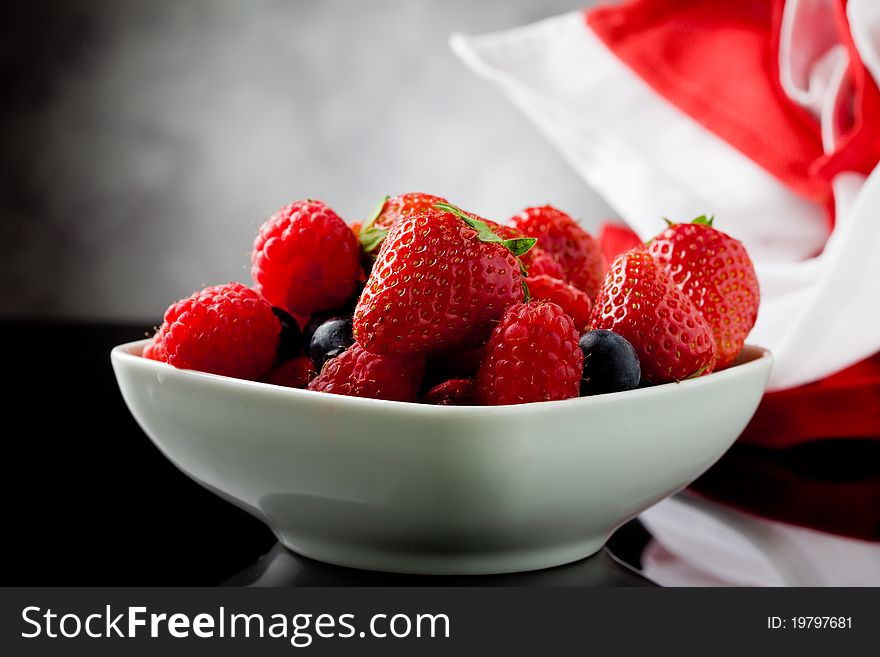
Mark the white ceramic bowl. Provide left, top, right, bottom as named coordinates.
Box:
left=112, top=339, right=771, bottom=575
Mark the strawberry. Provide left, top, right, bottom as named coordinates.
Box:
left=525, top=274, right=592, bottom=332
left=511, top=205, right=606, bottom=298
left=358, top=192, right=448, bottom=256
left=353, top=203, right=534, bottom=355
left=589, top=248, right=717, bottom=383
left=476, top=301, right=583, bottom=405
left=647, top=216, right=759, bottom=370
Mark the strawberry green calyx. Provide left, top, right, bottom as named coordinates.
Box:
left=359, top=195, right=391, bottom=254
left=434, top=202, right=537, bottom=257
left=434, top=201, right=537, bottom=301
left=662, top=214, right=715, bottom=229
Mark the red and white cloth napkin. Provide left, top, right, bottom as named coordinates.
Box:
left=452, top=0, right=880, bottom=581
left=451, top=0, right=880, bottom=394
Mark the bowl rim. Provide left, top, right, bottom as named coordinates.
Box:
left=111, top=338, right=772, bottom=415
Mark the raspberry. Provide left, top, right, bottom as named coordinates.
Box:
left=307, top=343, right=425, bottom=402
left=476, top=301, right=583, bottom=405
left=148, top=282, right=281, bottom=380
left=251, top=200, right=362, bottom=316
left=422, top=379, right=476, bottom=405
left=525, top=274, right=592, bottom=332
left=142, top=334, right=166, bottom=361
left=490, top=223, right=565, bottom=280
left=263, top=355, right=315, bottom=388
left=525, top=248, right=565, bottom=279
left=511, top=205, right=606, bottom=298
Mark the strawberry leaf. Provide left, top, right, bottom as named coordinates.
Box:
left=359, top=227, right=388, bottom=254
left=501, top=237, right=538, bottom=257
left=522, top=279, right=531, bottom=303
left=361, top=195, right=389, bottom=232
left=690, top=214, right=714, bottom=227
left=359, top=195, right=391, bottom=254
left=434, top=202, right=537, bottom=257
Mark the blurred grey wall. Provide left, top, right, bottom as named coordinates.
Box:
left=1, top=0, right=611, bottom=320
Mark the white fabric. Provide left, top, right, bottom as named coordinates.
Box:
left=450, top=4, right=880, bottom=390
left=640, top=495, right=880, bottom=586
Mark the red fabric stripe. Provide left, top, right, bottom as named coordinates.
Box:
left=586, top=0, right=832, bottom=215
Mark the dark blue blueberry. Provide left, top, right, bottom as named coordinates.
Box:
left=579, top=329, right=641, bottom=395
left=302, top=287, right=362, bottom=345
left=310, top=317, right=354, bottom=371
left=271, top=307, right=302, bottom=363
left=303, top=310, right=343, bottom=346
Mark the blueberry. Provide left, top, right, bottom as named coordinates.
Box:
left=303, top=310, right=343, bottom=346
left=271, top=307, right=302, bottom=363
left=302, top=288, right=362, bottom=345
left=579, top=329, right=641, bottom=395
left=310, top=317, right=354, bottom=371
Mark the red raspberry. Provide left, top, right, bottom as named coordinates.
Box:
left=526, top=274, right=592, bottom=332
left=251, top=200, right=361, bottom=316
left=142, top=334, right=166, bottom=361
left=490, top=223, right=565, bottom=280
left=307, top=343, right=425, bottom=402
left=476, top=301, right=583, bottom=405
left=526, top=248, right=566, bottom=279
left=148, top=282, right=280, bottom=380
left=511, top=205, right=606, bottom=299
left=262, top=355, right=315, bottom=388
left=422, top=379, right=476, bottom=405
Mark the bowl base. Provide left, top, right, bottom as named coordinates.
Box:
left=277, top=535, right=608, bottom=576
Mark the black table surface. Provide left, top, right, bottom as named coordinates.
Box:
left=6, top=320, right=877, bottom=586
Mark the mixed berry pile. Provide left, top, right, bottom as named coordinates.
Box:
left=143, top=194, right=759, bottom=405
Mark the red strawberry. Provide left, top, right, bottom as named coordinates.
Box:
left=490, top=223, right=566, bottom=280
left=422, top=378, right=476, bottom=406
left=147, top=282, right=281, bottom=380
left=647, top=216, right=760, bottom=370
left=358, top=192, right=448, bottom=255
left=262, top=355, right=315, bottom=388
left=511, top=205, right=606, bottom=298
left=251, top=200, right=362, bottom=316
left=589, top=249, right=717, bottom=383
left=526, top=274, right=592, bottom=332
left=476, top=301, right=583, bottom=405
left=306, top=343, right=424, bottom=402
left=353, top=204, right=533, bottom=355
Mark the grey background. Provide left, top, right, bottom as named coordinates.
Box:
left=2, top=0, right=610, bottom=321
